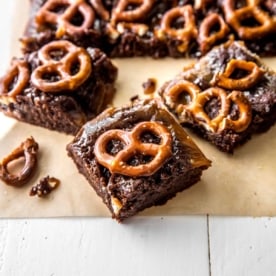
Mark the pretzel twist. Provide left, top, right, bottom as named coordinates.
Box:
left=111, top=0, right=154, bottom=24
left=94, top=121, right=172, bottom=176
left=0, top=59, right=29, bottom=99
left=163, top=80, right=252, bottom=133
left=198, top=13, right=229, bottom=53
left=90, top=0, right=109, bottom=20
left=223, top=0, right=276, bottom=39
left=156, top=5, right=198, bottom=53
left=107, top=0, right=154, bottom=37
left=194, top=0, right=213, bottom=10
left=31, top=40, right=92, bottom=93
left=35, top=0, right=95, bottom=38
left=215, top=59, right=264, bottom=90
left=0, top=137, right=39, bottom=187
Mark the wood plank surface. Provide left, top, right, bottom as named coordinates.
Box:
left=0, top=217, right=210, bottom=276
left=209, top=217, right=276, bottom=276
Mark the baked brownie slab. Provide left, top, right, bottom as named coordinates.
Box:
left=159, top=40, right=276, bottom=153
left=67, top=99, right=211, bottom=221
left=22, top=0, right=276, bottom=57
left=0, top=40, right=117, bottom=135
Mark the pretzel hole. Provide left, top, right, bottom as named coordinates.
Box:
left=68, top=9, right=85, bottom=27
left=106, top=139, right=126, bottom=156
left=49, top=49, right=68, bottom=61
left=126, top=153, right=154, bottom=167
left=41, top=71, right=61, bottom=83
left=170, top=17, right=186, bottom=30
left=208, top=21, right=221, bottom=35
left=69, top=60, right=81, bottom=75
left=6, top=157, right=26, bottom=176
left=239, top=14, right=262, bottom=27
left=203, top=98, right=221, bottom=120
left=228, top=67, right=252, bottom=79
left=176, top=90, right=192, bottom=105
left=49, top=4, right=69, bottom=14
left=139, top=131, right=161, bottom=145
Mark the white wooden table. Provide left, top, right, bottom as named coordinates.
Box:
left=1, top=217, right=276, bottom=275
left=0, top=2, right=276, bottom=275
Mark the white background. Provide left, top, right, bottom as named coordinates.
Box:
left=1, top=2, right=276, bottom=275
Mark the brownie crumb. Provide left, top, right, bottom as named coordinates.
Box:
left=142, top=78, right=157, bottom=97
left=30, top=176, right=60, bottom=198
left=130, top=94, right=140, bottom=103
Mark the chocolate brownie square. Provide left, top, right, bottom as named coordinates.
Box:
left=22, top=0, right=276, bottom=57
left=159, top=40, right=276, bottom=153
left=0, top=40, right=117, bottom=135
left=67, top=99, right=211, bottom=221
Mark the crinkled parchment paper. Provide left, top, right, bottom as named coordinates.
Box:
left=0, top=0, right=276, bottom=217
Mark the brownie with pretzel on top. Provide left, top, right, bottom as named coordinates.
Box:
left=159, top=40, right=276, bottom=153
left=22, top=0, right=276, bottom=57
left=0, top=39, right=118, bottom=135
left=67, top=99, right=211, bottom=221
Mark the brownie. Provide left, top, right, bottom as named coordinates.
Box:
left=22, top=0, right=276, bottom=57
left=0, top=40, right=117, bottom=135
left=67, top=99, right=211, bottom=221
left=159, top=40, right=276, bottom=153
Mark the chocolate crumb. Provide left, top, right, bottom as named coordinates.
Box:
left=30, top=175, right=60, bottom=197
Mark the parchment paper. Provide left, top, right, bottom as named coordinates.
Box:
left=0, top=0, right=276, bottom=218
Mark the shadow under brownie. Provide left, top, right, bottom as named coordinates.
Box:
left=159, top=40, right=276, bottom=153
left=0, top=39, right=117, bottom=135
left=67, top=99, right=211, bottom=221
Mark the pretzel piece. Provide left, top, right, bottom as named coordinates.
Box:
left=156, top=5, right=198, bottom=53
left=198, top=13, right=229, bottom=53
left=221, top=91, right=252, bottom=132
left=0, top=137, right=39, bottom=187
left=35, top=0, right=95, bottom=38
left=163, top=80, right=252, bottom=133
left=90, top=0, right=109, bottom=20
left=215, top=59, right=264, bottom=90
left=94, top=121, right=172, bottom=176
left=223, top=0, right=276, bottom=39
left=163, top=79, right=200, bottom=121
left=111, top=0, right=154, bottom=24
left=31, top=40, right=92, bottom=93
left=0, top=59, right=29, bottom=99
